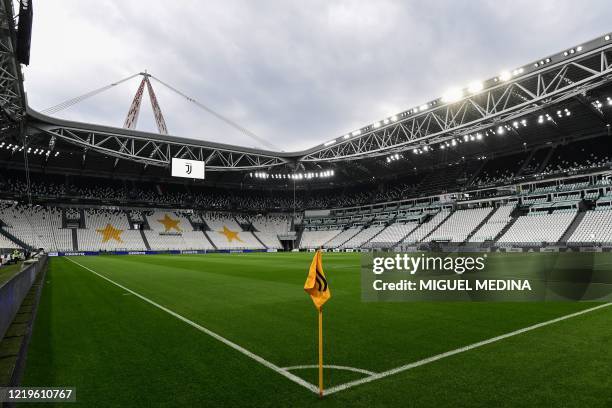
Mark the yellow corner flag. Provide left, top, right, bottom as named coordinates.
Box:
left=304, top=250, right=331, bottom=309
left=304, top=250, right=331, bottom=398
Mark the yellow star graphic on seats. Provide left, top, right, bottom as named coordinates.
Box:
left=157, top=214, right=182, bottom=232
left=219, top=226, right=242, bottom=243
left=96, top=224, right=124, bottom=243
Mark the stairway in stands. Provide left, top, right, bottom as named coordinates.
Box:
left=420, top=211, right=453, bottom=242
left=139, top=229, right=151, bottom=250
left=252, top=233, right=268, bottom=249
left=492, top=208, right=523, bottom=244
left=559, top=210, right=586, bottom=243
left=0, top=227, right=31, bottom=250
left=463, top=207, right=496, bottom=243
left=71, top=229, right=78, bottom=251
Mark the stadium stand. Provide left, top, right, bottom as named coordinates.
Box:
left=323, top=227, right=361, bottom=249
left=80, top=209, right=146, bottom=251
left=469, top=203, right=516, bottom=242
left=299, top=229, right=341, bottom=249
left=0, top=204, right=71, bottom=251
left=426, top=207, right=493, bottom=242
left=340, top=225, right=385, bottom=248
left=402, top=210, right=451, bottom=243
left=367, top=222, right=418, bottom=248
left=0, top=232, right=18, bottom=249
left=253, top=232, right=283, bottom=249
left=497, top=210, right=578, bottom=245
left=567, top=208, right=612, bottom=244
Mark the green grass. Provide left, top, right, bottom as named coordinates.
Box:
left=0, top=262, right=22, bottom=285
left=22, top=253, right=612, bottom=407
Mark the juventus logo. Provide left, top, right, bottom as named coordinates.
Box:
left=185, top=163, right=192, bottom=174
left=315, top=270, right=328, bottom=292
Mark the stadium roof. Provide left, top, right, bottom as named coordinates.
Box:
left=1, top=4, right=612, bottom=187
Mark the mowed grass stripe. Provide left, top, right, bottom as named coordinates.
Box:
left=23, top=253, right=612, bottom=406
left=62, top=253, right=600, bottom=375
left=22, top=258, right=322, bottom=406
left=64, top=256, right=319, bottom=394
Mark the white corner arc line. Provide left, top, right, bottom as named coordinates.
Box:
left=282, top=365, right=376, bottom=376
left=324, top=302, right=612, bottom=395
left=64, top=257, right=319, bottom=394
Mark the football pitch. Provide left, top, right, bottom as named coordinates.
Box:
left=23, top=253, right=612, bottom=407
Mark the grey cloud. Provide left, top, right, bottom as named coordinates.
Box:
left=24, top=0, right=612, bottom=151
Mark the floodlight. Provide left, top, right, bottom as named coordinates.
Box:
left=606, top=35, right=611, bottom=41
left=441, top=88, right=463, bottom=103
left=419, top=104, right=428, bottom=112
left=499, top=71, right=511, bottom=81
left=497, top=126, right=504, bottom=134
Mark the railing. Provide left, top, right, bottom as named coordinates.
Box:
left=0, top=255, right=48, bottom=341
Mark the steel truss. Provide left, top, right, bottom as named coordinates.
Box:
left=0, top=0, right=25, bottom=122
left=300, top=41, right=612, bottom=162
left=29, top=120, right=288, bottom=170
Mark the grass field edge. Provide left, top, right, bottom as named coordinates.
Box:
left=63, top=257, right=320, bottom=394
left=324, top=301, right=612, bottom=395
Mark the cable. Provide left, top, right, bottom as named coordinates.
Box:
left=149, top=75, right=280, bottom=151
left=41, top=73, right=141, bottom=115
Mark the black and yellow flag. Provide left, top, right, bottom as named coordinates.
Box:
left=304, top=250, right=331, bottom=310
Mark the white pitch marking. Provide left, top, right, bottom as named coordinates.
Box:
left=63, top=257, right=612, bottom=397
left=64, top=257, right=319, bottom=394
left=282, top=365, right=375, bottom=376
left=324, top=302, right=612, bottom=395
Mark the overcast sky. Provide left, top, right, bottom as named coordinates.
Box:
left=22, top=0, right=612, bottom=152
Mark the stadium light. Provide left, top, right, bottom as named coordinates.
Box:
left=419, top=104, right=429, bottom=112
left=497, top=126, right=505, bottom=135
left=498, top=71, right=511, bottom=81
left=441, top=87, right=463, bottom=103
left=352, top=130, right=361, bottom=136
left=467, top=81, right=483, bottom=93
left=390, top=115, right=398, bottom=121
left=324, top=140, right=336, bottom=146
left=606, top=35, right=611, bottom=41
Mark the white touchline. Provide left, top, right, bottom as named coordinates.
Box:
left=324, top=302, right=612, bottom=395
left=64, top=257, right=319, bottom=394
left=64, top=257, right=612, bottom=397
left=282, top=365, right=376, bottom=376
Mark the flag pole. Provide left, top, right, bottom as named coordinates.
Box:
left=318, top=306, right=324, bottom=398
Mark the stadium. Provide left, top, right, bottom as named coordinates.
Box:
left=0, top=0, right=611, bottom=406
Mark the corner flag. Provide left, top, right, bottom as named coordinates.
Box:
left=304, top=250, right=331, bottom=309
left=304, top=250, right=331, bottom=398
